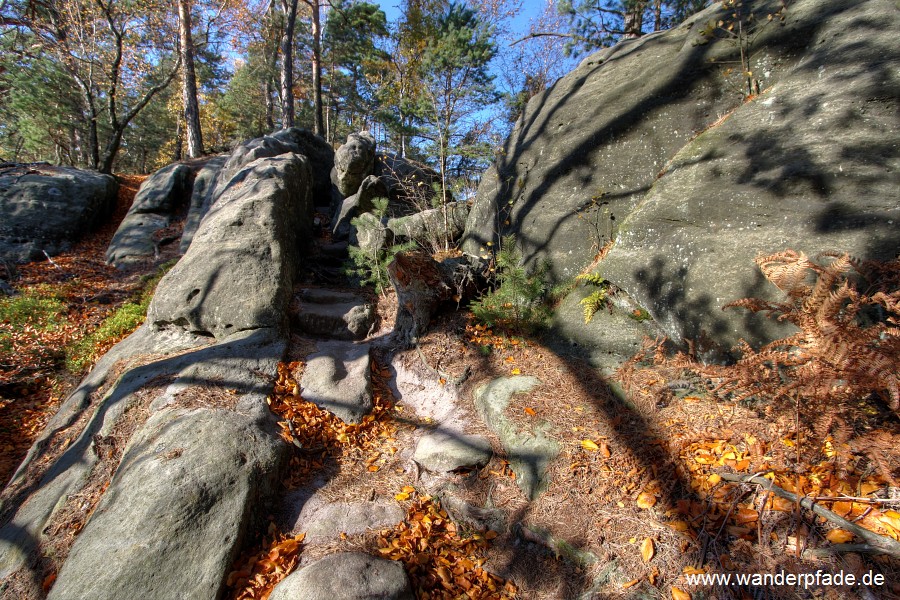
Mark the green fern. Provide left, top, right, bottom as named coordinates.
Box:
left=580, top=289, right=609, bottom=324
left=576, top=272, right=613, bottom=323
left=575, top=273, right=606, bottom=287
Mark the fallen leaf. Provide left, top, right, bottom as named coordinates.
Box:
left=668, top=520, right=690, bottom=532
left=641, top=537, right=655, bottom=562
left=637, top=492, right=658, bottom=509
left=672, top=586, right=692, bottom=600
left=622, top=578, right=640, bottom=589
left=581, top=439, right=600, bottom=451
left=41, top=573, right=57, bottom=593
left=524, top=407, right=536, bottom=416
left=825, top=529, right=854, bottom=544
left=511, top=368, right=521, bottom=375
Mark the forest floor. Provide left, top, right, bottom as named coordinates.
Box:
left=2, top=180, right=899, bottom=599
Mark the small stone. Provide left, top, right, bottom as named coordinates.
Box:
left=300, top=341, right=372, bottom=424
left=413, top=431, right=492, bottom=473
left=269, top=552, right=413, bottom=600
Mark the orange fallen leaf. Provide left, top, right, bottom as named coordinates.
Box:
left=41, top=573, right=57, bottom=593
left=672, top=586, right=691, bottom=600
left=622, top=578, right=640, bottom=589
left=668, top=520, right=690, bottom=532
left=637, top=492, right=657, bottom=509
left=524, top=407, right=536, bottom=416
left=640, top=537, right=655, bottom=562
left=826, top=529, right=854, bottom=544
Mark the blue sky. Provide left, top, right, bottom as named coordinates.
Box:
left=373, top=1, right=547, bottom=39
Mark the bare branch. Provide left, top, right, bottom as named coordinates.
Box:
left=719, top=472, right=900, bottom=560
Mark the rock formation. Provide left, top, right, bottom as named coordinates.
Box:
left=105, top=162, right=191, bottom=267
left=0, top=164, right=117, bottom=263
left=0, top=133, right=314, bottom=599
left=462, top=0, right=899, bottom=364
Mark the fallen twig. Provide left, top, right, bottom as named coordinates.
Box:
left=718, top=472, right=900, bottom=559
left=42, top=250, right=63, bottom=271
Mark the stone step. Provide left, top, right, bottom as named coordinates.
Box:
left=292, top=288, right=374, bottom=340
left=300, top=340, right=372, bottom=424
left=316, top=241, right=350, bottom=268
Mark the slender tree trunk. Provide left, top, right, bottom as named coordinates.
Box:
left=308, top=0, right=324, bottom=136
left=622, top=1, right=645, bottom=38
left=82, top=99, right=101, bottom=170
left=279, top=0, right=299, bottom=128
left=174, top=115, right=184, bottom=162
left=265, top=79, right=275, bottom=130
left=654, top=0, right=662, bottom=31
left=178, top=0, right=204, bottom=158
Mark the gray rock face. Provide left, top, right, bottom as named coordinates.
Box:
left=271, top=128, right=335, bottom=205
left=0, top=164, right=117, bottom=262
left=105, top=162, right=190, bottom=267
left=131, top=162, right=191, bottom=214
left=333, top=132, right=376, bottom=198
left=180, top=155, right=227, bottom=253
left=388, top=203, right=470, bottom=246
left=462, top=0, right=900, bottom=355
left=332, top=174, right=389, bottom=241
left=47, top=407, right=285, bottom=600
left=0, top=129, right=311, bottom=597
left=269, top=552, right=413, bottom=600
left=413, top=431, right=492, bottom=473
left=147, top=154, right=312, bottom=339
left=548, top=284, right=663, bottom=375
left=293, top=288, right=375, bottom=340
left=474, top=376, right=559, bottom=500
left=353, top=211, right=388, bottom=255
left=293, top=499, right=404, bottom=542
left=374, top=151, right=440, bottom=201
left=600, top=0, right=900, bottom=349
left=300, top=341, right=372, bottom=424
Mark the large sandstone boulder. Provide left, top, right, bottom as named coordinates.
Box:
left=209, top=128, right=332, bottom=210
left=147, top=154, right=313, bottom=339
left=271, top=128, right=335, bottom=204
left=180, top=155, right=227, bottom=253
left=463, top=0, right=900, bottom=356
left=47, top=406, right=284, bottom=600
left=105, top=162, right=190, bottom=267
left=0, top=164, right=117, bottom=263
left=332, top=132, right=376, bottom=198
left=374, top=151, right=440, bottom=206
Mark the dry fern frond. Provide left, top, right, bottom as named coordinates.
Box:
left=723, top=251, right=900, bottom=409
left=755, top=250, right=815, bottom=296
left=627, top=251, right=900, bottom=413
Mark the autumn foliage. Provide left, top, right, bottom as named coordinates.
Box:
left=701, top=250, right=900, bottom=409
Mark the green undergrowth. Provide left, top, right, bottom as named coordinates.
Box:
left=470, top=237, right=557, bottom=334
left=0, top=285, right=67, bottom=355
left=65, top=260, right=176, bottom=372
